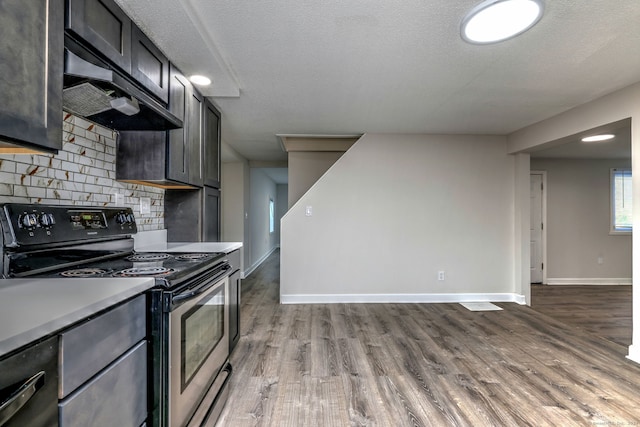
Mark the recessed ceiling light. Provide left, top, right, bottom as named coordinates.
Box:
left=189, top=75, right=212, bottom=86
left=581, top=134, right=615, bottom=142
left=461, top=0, right=544, bottom=44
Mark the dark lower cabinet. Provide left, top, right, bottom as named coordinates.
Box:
left=164, top=189, right=202, bottom=242
left=58, top=295, right=147, bottom=427
left=0, top=336, right=58, bottom=426
left=164, top=187, right=220, bottom=242
left=0, top=0, right=63, bottom=153
left=202, top=187, right=220, bottom=242
left=229, top=270, right=241, bottom=353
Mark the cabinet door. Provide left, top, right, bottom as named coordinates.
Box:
left=202, top=187, right=220, bottom=242
left=188, top=90, right=204, bottom=186
left=167, top=65, right=190, bottom=184
left=203, top=100, right=221, bottom=188
left=131, top=26, right=169, bottom=103
left=0, top=0, right=63, bottom=153
left=65, top=0, right=132, bottom=72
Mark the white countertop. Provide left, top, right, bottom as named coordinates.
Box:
left=0, top=277, right=154, bottom=358
left=133, top=230, right=242, bottom=254
left=136, top=241, right=243, bottom=254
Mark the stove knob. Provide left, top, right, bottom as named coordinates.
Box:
left=19, top=213, right=38, bottom=229
left=115, top=212, right=127, bottom=224
left=39, top=213, right=55, bottom=227
left=126, top=213, right=136, bottom=224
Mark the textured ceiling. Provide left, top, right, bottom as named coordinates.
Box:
left=530, top=120, right=631, bottom=159
left=114, top=0, right=640, bottom=162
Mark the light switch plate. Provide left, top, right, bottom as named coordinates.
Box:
left=114, top=193, right=124, bottom=206
left=305, top=206, right=313, bottom=216
left=140, top=197, right=151, bottom=214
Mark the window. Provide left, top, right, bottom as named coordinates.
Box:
left=269, top=198, right=275, bottom=234
left=611, top=168, right=632, bottom=234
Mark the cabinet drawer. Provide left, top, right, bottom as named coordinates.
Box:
left=59, top=341, right=147, bottom=427
left=59, top=295, right=146, bottom=397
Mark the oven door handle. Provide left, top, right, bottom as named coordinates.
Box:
left=171, top=264, right=231, bottom=305
left=0, top=371, right=46, bottom=425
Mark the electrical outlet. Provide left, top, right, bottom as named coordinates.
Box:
left=114, top=193, right=124, bottom=206
left=140, top=197, right=151, bottom=214
left=437, top=271, right=445, bottom=281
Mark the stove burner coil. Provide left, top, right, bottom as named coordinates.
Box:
left=118, top=266, right=174, bottom=277
left=126, top=253, right=172, bottom=262
left=175, top=253, right=210, bottom=261
left=60, top=268, right=110, bottom=277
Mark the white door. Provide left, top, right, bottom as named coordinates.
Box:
left=530, top=173, right=544, bottom=283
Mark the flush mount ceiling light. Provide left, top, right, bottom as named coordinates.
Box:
left=461, top=0, right=544, bottom=44
left=189, top=75, right=212, bottom=86
left=581, top=134, right=615, bottom=142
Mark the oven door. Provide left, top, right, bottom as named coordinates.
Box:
left=169, top=275, right=229, bottom=427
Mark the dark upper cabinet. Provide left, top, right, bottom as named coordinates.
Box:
left=0, top=0, right=63, bottom=153
left=187, top=90, right=204, bottom=186
left=65, top=0, right=169, bottom=103
left=131, top=26, right=169, bottom=103
left=166, top=65, right=190, bottom=185
left=65, top=0, right=132, bottom=73
left=117, top=66, right=218, bottom=190
left=203, top=101, right=221, bottom=188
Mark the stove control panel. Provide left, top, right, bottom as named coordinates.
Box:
left=0, top=204, right=138, bottom=247
left=69, top=210, right=109, bottom=230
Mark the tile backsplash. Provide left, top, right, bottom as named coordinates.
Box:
left=0, top=114, right=164, bottom=231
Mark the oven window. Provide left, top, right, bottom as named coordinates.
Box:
left=181, top=287, right=225, bottom=390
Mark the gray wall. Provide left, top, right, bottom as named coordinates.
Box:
left=531, top=158, right=632, bottom=281
left=276, top=184, right=288, bottom=246
left=248, top=168, right=278, bottom=273
left=221, top=160, right=250, bottom=273
left=288, top=151, right=345, bottom=208
left=281, top=133, right=518, bottom=303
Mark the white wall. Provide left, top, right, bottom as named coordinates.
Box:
left=281, top=133, right=520, bottom=303
left=531, top=158, right=632, bottom=282
left=508, top=81, right=640, bottom=363
left=248, top=168, right=278, bottom=274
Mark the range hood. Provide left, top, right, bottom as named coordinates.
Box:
left=63, top=37, right=182, bottom=131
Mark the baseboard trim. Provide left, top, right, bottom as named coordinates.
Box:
left=280, top=293, right=526, bottom=305
left=244, top=246, right=278, bottom=278
left=545, top=278, right=632, bottom=286
left=627, top=344, right=640, bottom=365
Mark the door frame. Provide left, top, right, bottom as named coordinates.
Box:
left=531, top=170, right=548, bottom=284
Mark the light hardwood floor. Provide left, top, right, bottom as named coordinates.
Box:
left=216, top=252, right=640, bottom=426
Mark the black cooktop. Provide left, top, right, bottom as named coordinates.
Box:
left=23, top=251, right=226, bottom=288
